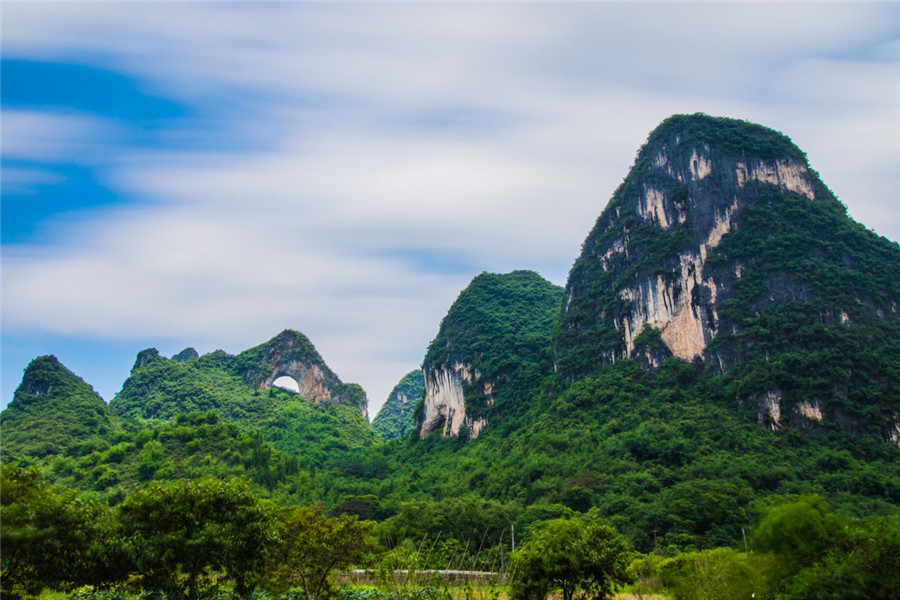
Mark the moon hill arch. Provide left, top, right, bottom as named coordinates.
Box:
left=272, top=375, right=301, bottom=394
left=241, top=330, right=368, bottom=417
left=109, top=329, right=368, bottom=420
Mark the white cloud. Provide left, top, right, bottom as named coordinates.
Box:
left=2, top=110, right=119, bottom=162
left=2, top=2, right=899, bottom=414
left=1, top=165, right=65, bottom=194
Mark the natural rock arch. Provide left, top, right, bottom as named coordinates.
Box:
left=271, top=375, right=300, bottom=394
left=259, top=363, right=333, bottom=403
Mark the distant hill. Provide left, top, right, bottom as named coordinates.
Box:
left=106, top=330, right=377, bottom=464
left=1, top=356, right=125, bottom=460
left=372, top=370, right=424, bottom=439
left=111, top=329, right=369, bottom=420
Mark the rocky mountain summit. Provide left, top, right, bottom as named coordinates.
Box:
left=555, top=113, right=900, bottom=440
left=236, top=330, right=368, bottom=417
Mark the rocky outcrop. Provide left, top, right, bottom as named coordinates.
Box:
left=418, top=362, right=488, bottom=439
left=239, top=330, right=369, bottom=418
left=888, top=415, right=900, bottom=447
left=133, top=348, right=163, bottom=371
left=171, top=347, right=199, bottom=363
left=560, top=128, right=822, bottom=369
left=757, top=390, right=783, bottom=430
left=555, top=113, right=900, bottom=440
left=260, top=363, right=333, bottom=402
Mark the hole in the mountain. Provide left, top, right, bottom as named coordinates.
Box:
left=272, top=375, right=300, bottom=394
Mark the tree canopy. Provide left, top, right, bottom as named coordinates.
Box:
left=509, top=511, right=630, bottom=600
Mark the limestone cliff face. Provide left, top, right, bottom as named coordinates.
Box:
left=556, top=113, right=900, bottom=441
left=418, top=362, right=489, bottom=439
left=559, top=121, right=823, bottom=370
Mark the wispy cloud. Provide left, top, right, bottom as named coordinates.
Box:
left=3, top=2, right=898, bottom=414
left=3, top=110, right=119, bottom=162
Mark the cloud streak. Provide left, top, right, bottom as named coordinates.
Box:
left=3, top=2, right=899, bottom=415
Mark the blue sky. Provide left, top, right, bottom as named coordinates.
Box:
left=2, top=2, right=899, bottom=418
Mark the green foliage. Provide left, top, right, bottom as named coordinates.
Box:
left=703, top=188, right=900, bottom=430
left=657, top=547, right=771, bottom=600
left=421, top=270, right=563, bottom=425
left=38, top=411, right=301, bottom=498
left=344, top=359, right=899, bottom=555
left=379, top=497, right=520, bottom=570
left=372, top=371, right=424, bottom=440
left=108, top=343, right=378, bottom=468
left=337, top=588, right=452, bottom=600
left=509, top=510, right=630, bottom=600
left=751, top=494, right=837, bottom=570
left=268, top=503, right=379, bottom=600
left=117, top=476, right=273, bottom=600
left=1, top=356, right=125, bottom=460
left=0, top=463, right=128, bottom=598
left=751, top=495, right=900, bottom=599
left=554, top=112, right=900, bottom=445
left=644, top=113, right=807, bottom=161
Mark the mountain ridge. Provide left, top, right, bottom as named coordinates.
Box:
left=2, top=113, right=898, bottom=556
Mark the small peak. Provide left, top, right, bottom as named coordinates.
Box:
left=274, top=329, right=308, bottom=343
left=5, top=355, right=112, bottom=459
left=132, top=348, right=162, bottom=371
left=171, top=347, right=199, bottom=363
left=17, top=355, right=63, bottom=397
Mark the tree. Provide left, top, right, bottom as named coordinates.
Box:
left=116, top=476, right=272, bottom=600
left=751, top=494, right=838, bottom=572
left=509, top=510, right=630, bottom=600
left=268, top=503, right=379, bottom=600
left=0, top=463, right=127, bottom=598
left=752, top=495, right=900, bottom=600
left=658, top=547, right=773, bottom=600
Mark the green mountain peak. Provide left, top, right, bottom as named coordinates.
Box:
left=372, top=370, right=424, bottom=439
left=417, top=270, right=564, bottom=439
left=1, top=355, right=119, bottom=459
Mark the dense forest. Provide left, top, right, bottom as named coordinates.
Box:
left=3, top=114, right=899, bottom=600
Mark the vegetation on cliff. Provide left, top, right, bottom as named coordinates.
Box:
left=372, top=370, right=424, bottom=439
left=420, top=270, right=564, bottom=428
left=554, top=113, right=900, bottom=440
left=108, top=338, right=377, bottom=465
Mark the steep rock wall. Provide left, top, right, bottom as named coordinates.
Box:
left=259, top=362, right=334, bottom=404
left=580, top=145, right=820, bottom=366
left=416, top=270, right=563, bottom=440
left=418, top=362, right=487, bottom=439
left=555, top=114, right=900, bottom=442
